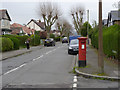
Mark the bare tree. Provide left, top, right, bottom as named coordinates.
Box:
left=38, top=2, right=61, bottom=38
left=112, top=1, right=120, bottom=10
left=55, top=19, right=72, bottom=41
left=70, top=6, right=84, bottom=35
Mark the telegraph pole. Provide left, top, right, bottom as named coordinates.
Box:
left=98, top=0, right=104, bottom=73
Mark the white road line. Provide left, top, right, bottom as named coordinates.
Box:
left=3, top=64, right=26, bottom=75
left=46, top=51, right=52, bottom=54
left=73, top=83, right=77, bottom=88
left=52, top=49, right=56, bottom=51
left=73, top=76, right=77, bottom=88
left=74, top=76, right=77, bottom=79
left=73, top=78, right=77, bottom=82
left=33, top=55, right=44, bottom=61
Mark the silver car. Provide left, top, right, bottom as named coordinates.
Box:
left=68, top=39, right=79, bottom=55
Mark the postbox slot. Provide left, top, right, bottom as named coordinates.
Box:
left=81, top=41, right=85, bottom=43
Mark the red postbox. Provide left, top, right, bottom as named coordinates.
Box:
left=78, top=37, right=87, bottom=67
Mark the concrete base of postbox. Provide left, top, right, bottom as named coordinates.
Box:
left=78, top=60, right=86, bottom=67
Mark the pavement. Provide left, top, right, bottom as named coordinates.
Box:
left=75, top=45, right=120, bottom=80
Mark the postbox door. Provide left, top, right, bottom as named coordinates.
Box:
left=79, top=40, right=86, bottom=60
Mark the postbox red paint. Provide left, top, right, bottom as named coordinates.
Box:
left=78, top=37, right=87, bottom=67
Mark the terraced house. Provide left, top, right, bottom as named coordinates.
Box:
left=0, top=9, right=12, bottom=35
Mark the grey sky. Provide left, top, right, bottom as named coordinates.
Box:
left=0, top=0, right=119, bottom=27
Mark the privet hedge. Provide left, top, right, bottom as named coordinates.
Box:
left=91, top=24, right=120, bottom=60
left=0, top=37, right=14, bottom=52
left=30, top=35, right=41, bottom=46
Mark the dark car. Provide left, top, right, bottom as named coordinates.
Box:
left=68, top=39, right=79, bottom=55
left=62, top=37, right=68, bottom=43
left=44, top=38, right=55, bottom=47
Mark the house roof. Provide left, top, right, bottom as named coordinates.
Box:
left=0, top=9, right=11, bottom=21
left=11, top=23, right=35, bottom=34
left=27, top=19, right=45, bottom=29
left=108, top=10, right=120, bottom=21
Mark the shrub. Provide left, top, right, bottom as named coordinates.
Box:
left=15, top=35, right=29, bottom=47
left=0, top=37, right=14, bottom=52
left=50, top=34, right=55, bottom=39
left=2, top=34, right=29, bottom=47
left=9, top=37, right=20, bottom=50
left=30, top=35, right=40, bottom=46
left=55, top=36, right=60, bottom=42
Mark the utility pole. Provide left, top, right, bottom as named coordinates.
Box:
left=98, top=0, right=104, bottom=73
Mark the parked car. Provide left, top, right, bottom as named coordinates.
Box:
left=44, top=38, right=55, bottom=46
left=62, top=37, right=68, bottom=43
left=68, top=39, right=79, bottom=55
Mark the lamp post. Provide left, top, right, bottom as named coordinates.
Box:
left=98, top=0, right=104, bottom=73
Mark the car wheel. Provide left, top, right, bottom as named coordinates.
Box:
left=68, top=50, right=70, bottom=54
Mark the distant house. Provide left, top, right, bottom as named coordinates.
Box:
left=102, top=19, right=108, bottom=26
left=107, top=10, right=120, bottom=27
left=0, top=9, right=12, bottom=35
left=11, top=23, right=35, bottom=36
left=27, top=19, right=45, bottom=32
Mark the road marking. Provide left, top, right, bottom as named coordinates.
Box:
left=33, top=55, right=44, bottom=61
left=3, top=64, right=26, bottom=75
left=73, top=76, right=77, bottom=89
left=74, top=76, right=77, bottom=79
left=73, top=78, right=77, bottom=82
left=45, top=51, right=52, bottom=54
left=73, top=83, right=77, bottom=88
left=52, top=49, right=56, bottom=52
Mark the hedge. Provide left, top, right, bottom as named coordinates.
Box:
left=50, top=34, right=55, bottom=39
left=55, top=36, right=60, bottom=42
left=30, top=35, right=41, bottom=46
left=91, top=24, right=120, bottom=60
left=9, top=37, right=20, bottom=50
left=2, top=35, right=29, bottom=47
left=0, top=37, right=14, bottom=52
left=15, top=35, right=29, bottom=47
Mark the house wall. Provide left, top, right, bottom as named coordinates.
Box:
left=27, top=21, right=44, bottom=31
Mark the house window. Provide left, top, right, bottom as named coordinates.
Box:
left=1, top=20, right=5, bottom=27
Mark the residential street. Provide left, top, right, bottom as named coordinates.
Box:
left=1, top=43, right=119, bottom=89
left=2, top=43, right=74, bottom=88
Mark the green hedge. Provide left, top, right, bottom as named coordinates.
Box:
left=9, top=37, right=20, bottom=50
left=2, top=35, right=29, bottom=47
left=55, top=36, right=60, bottom=42
left=0, top=37, right=14, bottom=52
left=91, top=24, right=120, bottom=60
left=15, top=35, right=29, bottom=47
left=50, top=34, right=55, bottom=39
left=30, top=35, right=40, bottom=46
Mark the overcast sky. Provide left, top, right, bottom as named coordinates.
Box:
left=0, top=0, right=119, bottom=27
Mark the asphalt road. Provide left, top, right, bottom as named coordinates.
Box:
left=1, top=43, right=119, bottom=89
left=2, top=43, right=75, bottom=88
